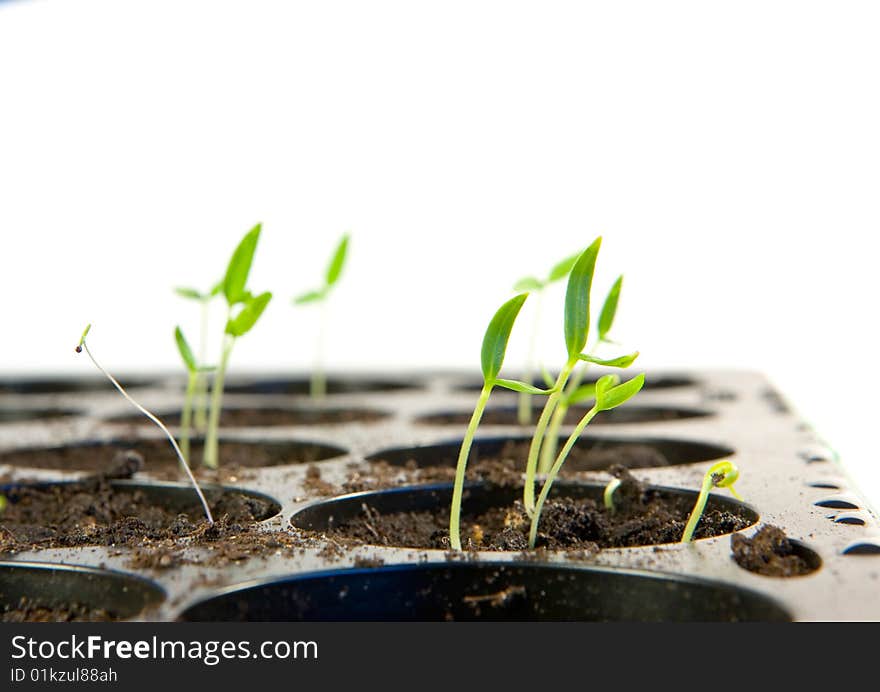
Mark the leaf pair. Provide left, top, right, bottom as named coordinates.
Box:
left=174, top=280, right=224, bottom=302
left=512, top=251, right=581, bottom=293
left=293, top=234, right=350, bottom=305
left=480, top=294, right=555, bottom=394
left=594, top=373, right=645, bottom=411
left=217, top=224, right=273, bottom=337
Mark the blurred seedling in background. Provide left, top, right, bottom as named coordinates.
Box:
left=521, top=238, right=642, bottom=516
left=174, top=280, right=223, bottom=431
left=174, top=326, right=215, bottom=464
left=292, top=233, right=350, bottom=400
left=204, top=224, right=273, bottom=469
left=75, top=324, right=214, bottom=524
left=512, top=251, right=580, bottom=425
left=538, top=275, right=631, bottom=474
left=681, top=460, right=743, bottom=543
left=449, top=293, right=556, bottom=550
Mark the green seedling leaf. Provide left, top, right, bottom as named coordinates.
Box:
left=547, top=251, right=581, bottom=283
left=566, top=383, right=597, bottom=406
left=579, top=351, right=640, bottom=368
left=481, top=293, right=528, bottom=382
left=292, top=289, right=326, bottom=305
left=513, top=276, right=544, bottom=292
left=540, top=365, right=555, bottom=388
left=597, top=275, right=622, bottom=341
left=564, top=237, right=602, bottom=358
left=223, top=223, right=262, bottom=305
left=495, top=378, right=556, bottom=395
left=594, top=373, right=620, bottom=400
left=174, top=326, right=198, bottom=373
left=209, top=279, right=225, bottom=297
left=595, top=373, right=645, bottom=411
left=226, top=291, right=273, bottom=337
left=75, top=324, right=92, bottom=353
left=175, top=287, right=204, bottom=301
left=325, top=234, right=350, bottom=287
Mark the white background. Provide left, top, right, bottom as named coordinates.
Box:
left=0, top=1, right=877, bottom=508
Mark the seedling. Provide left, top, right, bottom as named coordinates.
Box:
left=512, top=251, right=579, bottom=425
left=537, top=275, right=630, bottom=474
left=521, top=237, right=641, bottom=515
left=528, top=372, right=644, bottom=548
left=0, top=494, right=6, bottom=514
left=448, top=293, right=556, bottom=550
left=174, top=326, right=214, bottom=463
left=292, top=233, right=350, bottom=400
left=203, top=224, right=273, bottom=469
left=681, top=460, right=743, bottom=543
left=174, top=280, right=223, bottom=430
left=603, top=476, right=621, bottom=513
left=75, top=324, right=214, bottom=524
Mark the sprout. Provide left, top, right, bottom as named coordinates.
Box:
left=538, top=275, right=628, bottom=474
left=521, top=238, right=641, bottom=515
left=448, top=293, right=556, bottom=550
left=203, top=224, right=273, bottom=469
left=512, top=251, right=579, bottom=425
left=680, top=461, right=743, bottom=543
left=0, top=494, right=6, bottom=514
left=528, top=372, right=644, bottom=548
left=292, top=233, right=350, bottom=400
left=603, top=476, right=621, bottom=512
left=174, top=326, right=214, bottom=463
left=75, top=324, right=213, bottom=524
left=174, top=280, right=223, bottom=431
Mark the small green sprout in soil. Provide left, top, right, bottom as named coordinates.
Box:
left=512, top=251, right=579, bottom=425
left=292, top=233, right=350, bottom=400
left=603, top=476, right=622, bottom=513
left=75, top=324, right=214, bottom=524
left=528, top=371, right=644, bottom=548
left=174, top=280, right=223, bottom=431
left=0, top=494, right=6, bottom=514
left=174, top=326, right=214, bottom=463
left=204, top=223, right=273, bottom=469
left=522, top=237, right=642, bottom=516
left=448, top=293, right=556, bottom=550
left=681, top=460, right=742, bottom=543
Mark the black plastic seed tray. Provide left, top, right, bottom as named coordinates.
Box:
left=0, top=370, right=877, bottom=621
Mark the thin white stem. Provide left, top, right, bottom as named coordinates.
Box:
left=311, top=298, right=328, bottom=400
left=80, top=341, right=214, bottom=525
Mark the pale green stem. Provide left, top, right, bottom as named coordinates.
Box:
left=311, top=299, right=327, bottom=400
left=203, top=335, right=234, bottom=469
left=180, top=370, right=197, bottom=464
left=193, top=299, right=210, bottom=431
left=538, top=340, right=601, bottom=473
left=79, top=342, right=213, bottom=524
left=523, top=358, right=577, bottom=515
left=449, top=383, right=493, bottom=551
left=681, top=474, right=715, bottom=543
left=529, top=405, right=600, bottom=548
left=517, top=290, right=543, bottom=426
left=603, top=477, right=621, bottom=512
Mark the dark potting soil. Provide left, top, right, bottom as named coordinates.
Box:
left=344, top=439, right=668, bottom=494
left=0, top=438, right=333, bottom=481
left=326, top=469, right=750, bottom=551
left=731, top=525, right=814, bottom=577
left=109, top=406, right=385, bottom=427
left=418, top=406, right=692, bottom=426
left=0, top=478, right=304, bottom=572
left=1, top=597, right=120, bottom=623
